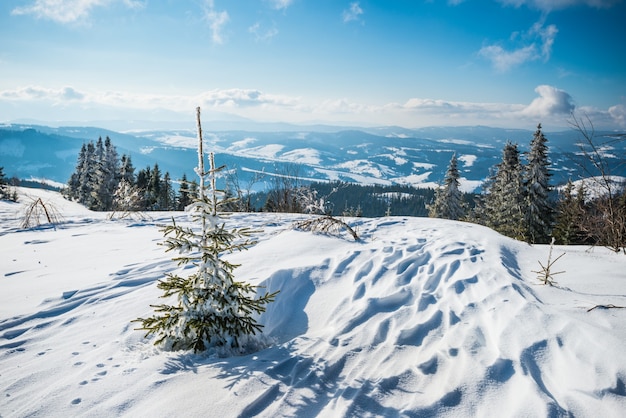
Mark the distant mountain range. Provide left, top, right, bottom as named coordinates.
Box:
left=1, top=123, right=625, bottom=193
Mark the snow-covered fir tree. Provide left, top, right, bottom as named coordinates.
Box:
left=91, top=137, right=107, bottom=210
left=92, top=137, right=119, bottom=211
left=524, top=124, right=553, bottom=243
left=102, top=136, right=121, bottom=210
left=78, top=141, right=98, bottom=210
left=134, top=107, right=278, bottom=353
left=0, top=166, right=7, bottom=197
left=157, top=172, right=175, bottom=210
left=131, top=164, right=175, bottom=210
left=141, top=163, right=161, bottom=210
left=65, top=138, right=180, bottom=212
left=119, top=154, right=135, bottom=184
left=0, top=166, right=15, bottom=201
left=477, top=142, right=526, bottom=240
left=553, top=180, right=587, bottom=245
left=176, top=173, right=194, bottom=210
left=429, top=153, right=466, bottom=220
left=66, top=138, right=122, bottom=211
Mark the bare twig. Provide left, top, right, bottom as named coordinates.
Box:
left=21, top=197, right=62, bottom=229
left=587, top=304, right=626, bottom=312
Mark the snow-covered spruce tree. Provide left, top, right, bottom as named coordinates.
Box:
left=119, top=154, right=135, bottom=184
left=92, top=137, right=113, bottom=211
left=79, top=141, right=98, bottom=209
left=524, top=124, right=554, bottom=244
left=65, top=142, right=91, bottom=203
left=553, top=180, right=587, bottom=245
left=102, top=136, right=121, bottom=210
left=65, top=137, right=122, bottom=211
left=89, top=136, right=120, bottom=211
left=64, top=145, right=82, bottom=201
left=429, top=153, right=466, bottom=220
left=158, top=172, right=175, bottom=210
left=135, top=107, right=278, bottom=353
left=478, top=141, right=526, bottom=240
left=176, top=173, right=193, bottom=210
left=0, top=166, right=10, bottom=200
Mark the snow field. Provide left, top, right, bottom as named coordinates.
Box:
left=1, top=187, right=625, bottom=417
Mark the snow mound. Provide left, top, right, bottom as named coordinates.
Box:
left=242, top=220, right=626, bottom=417
left=1, top=189, right=625, bottom=417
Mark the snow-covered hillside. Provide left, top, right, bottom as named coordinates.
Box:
left=3, top=124, right=626, bottom=194
left=1, top=188, right=625, bottom=417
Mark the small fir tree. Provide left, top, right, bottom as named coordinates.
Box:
left=135, top=107, right=278, bottom=353
left=429, top=153, right=466, bottom=220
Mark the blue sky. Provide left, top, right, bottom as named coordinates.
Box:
left=0, top=0, right=624, bottom=130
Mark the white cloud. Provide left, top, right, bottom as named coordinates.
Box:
left=479, top=20, right=558, bottom=71
left=267, top=0, right=294, bottom=10
left=530, top=20, right=558, bottom=59
left=11, top=0, right=144, bottom=24
left=497, top=0, right=620, bottom=11
left=343, top=2, right=364, bottom=23
left=400, top=97, right=522, bottom=116
left=1, top=84, right=622, bottom=130
left=249, top=22, right=279, bottom=42
left=0, top=86, right=304, bottom=114
left=389, top=97, right=523, bottom=128
left=571, top=104, right=626, bottom=130
left=59, top=86, right=85, bottom=101
left=122, top=0, right=146, bottom=10
left=478, top=44, right=537, bottom=72
left=608, top=104, right=626, bottom=127
left=203, top=0, right=229, bottom=44
left=12, top=0, right=108, bottom=23
left=522, top=85, right=575, bottom=118
left=318, top=98, right=372, bottom=114
left=0, top=86, right=85, bottom=102
left=197, top=89, right=301, bottom=109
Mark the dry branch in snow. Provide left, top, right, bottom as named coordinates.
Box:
left=21, top=197, right=62, bottom=229
left=587, top=304, right=626, bottom=312
left=294, top=215, right=359, bottom=241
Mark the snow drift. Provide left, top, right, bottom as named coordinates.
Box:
left=1, top=188, right=625, bottom=417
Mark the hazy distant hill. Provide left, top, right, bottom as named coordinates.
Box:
left=1, top=123, right=624, bottom=193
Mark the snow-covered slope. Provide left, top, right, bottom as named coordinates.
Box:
left=1, top=189, right=625, bottom=417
